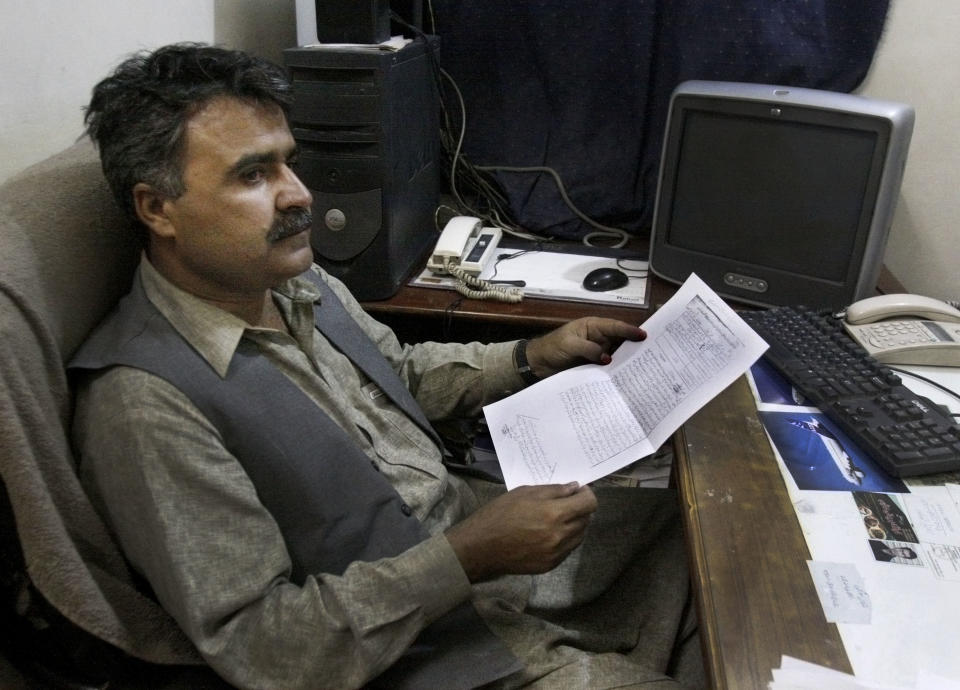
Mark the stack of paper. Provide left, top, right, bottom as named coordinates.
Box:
left=770, top=656, right=960, bottom=690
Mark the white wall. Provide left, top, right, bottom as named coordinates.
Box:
left=0, top=0, right=295, bottom=185
left=857, top=0, right=960, bottom=301
left=213, top=0, right=296, bottom=65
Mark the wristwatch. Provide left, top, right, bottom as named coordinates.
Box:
left=513, top=339, right=540, bottom=385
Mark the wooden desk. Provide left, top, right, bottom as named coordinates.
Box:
left=673, top=377, right=852, bottom=689
left=362, top=271, right=673, bottom=343
left=361, top=263, right=904, bottom=689
left=362, top=263, right=903, bottom=342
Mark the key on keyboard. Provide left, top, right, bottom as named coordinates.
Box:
left=741, top=306, right=960, bottom=477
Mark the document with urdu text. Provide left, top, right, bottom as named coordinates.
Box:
left=483, top=273, right=769, bottom=489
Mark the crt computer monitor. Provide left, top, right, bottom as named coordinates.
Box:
left=648, top=80, right=914, bottom=310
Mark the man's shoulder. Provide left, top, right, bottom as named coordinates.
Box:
left=68, top=275, right=160, bottom=365
left=80, top=363, right=176, bottom=395
left=73, top=362, right=198, bottom=430
left=68, top=269, right=212, bottom=386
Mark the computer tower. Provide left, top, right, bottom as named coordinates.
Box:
left=284, top=38, right=440, bottom=300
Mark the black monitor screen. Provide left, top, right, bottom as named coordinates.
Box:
left=666, top=110, right=878, bottom=284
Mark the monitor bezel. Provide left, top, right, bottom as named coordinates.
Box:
left=648, top=80, right=914, bottom=310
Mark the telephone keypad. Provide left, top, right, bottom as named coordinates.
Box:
left=861, top=321, right=939, bottom=349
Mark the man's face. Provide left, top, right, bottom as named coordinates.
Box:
left=154, top=96, right=314, bottom=298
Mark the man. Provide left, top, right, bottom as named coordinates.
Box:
left=71, top=43, right=701, bottom=689
left=869, top=541, right=920, bottom=565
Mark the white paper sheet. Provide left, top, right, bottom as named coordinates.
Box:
left=770, top=655, right=903, bottom=689
left=483, top=273, right=769, bottom=488
left=805, top=561, right=872, bottom=624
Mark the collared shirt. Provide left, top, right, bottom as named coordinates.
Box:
left=72, top=256, right=525, bottom=689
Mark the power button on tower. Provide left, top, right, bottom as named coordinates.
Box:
left=324, top=209, right=347, bottom=232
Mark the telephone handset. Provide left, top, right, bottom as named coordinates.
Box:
left=426, top=216, right=499, bottom=276
left=842, top=293, right=960, bottom=366
left=426, top=216, right=522, bottom=303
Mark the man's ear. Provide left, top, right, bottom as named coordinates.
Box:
left=132, top=182, right=177, bottom=239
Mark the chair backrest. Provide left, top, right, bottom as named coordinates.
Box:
left=0, top=139, right=199, bottom=664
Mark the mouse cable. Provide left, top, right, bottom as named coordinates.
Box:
left=489, top=248, right=540, bottom=282
left=616, top=257, right=648, bottom=276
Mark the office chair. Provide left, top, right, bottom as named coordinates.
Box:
left=0, top=140, right=227, bottom=688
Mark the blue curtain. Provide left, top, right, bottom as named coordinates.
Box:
left=431, top=1, right=891, bottom=240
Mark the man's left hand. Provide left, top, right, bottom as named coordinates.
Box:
left=524, top=317, right=645, bottom=379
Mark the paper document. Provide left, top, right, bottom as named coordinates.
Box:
left=483, top=273, right=769, bottom=488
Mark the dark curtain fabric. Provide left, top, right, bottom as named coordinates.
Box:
left=430, top=1, right=891, bottom=240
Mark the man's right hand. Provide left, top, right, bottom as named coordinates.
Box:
left=445, top=482, right=598, bottom=582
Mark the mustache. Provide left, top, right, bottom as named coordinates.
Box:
left=266, top=208, right=313, bottom=243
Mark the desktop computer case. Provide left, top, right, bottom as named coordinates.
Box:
left=284, top=38, right=440, bottom=300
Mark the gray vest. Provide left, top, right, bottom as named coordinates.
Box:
left=69, top=270, right=521, bottom=689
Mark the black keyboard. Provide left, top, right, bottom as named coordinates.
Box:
left=740, top=306, right=960, bottom=478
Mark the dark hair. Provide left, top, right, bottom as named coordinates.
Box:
left=84, top=43, right=293, bottom=238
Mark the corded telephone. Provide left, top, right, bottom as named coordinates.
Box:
left=426, top=215, right=501, bottom=276
left=426, top=216, right=522, bottom=303
left=842, top=293, right=960, bottom=366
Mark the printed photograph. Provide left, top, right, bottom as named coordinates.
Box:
left=868, top=539, right=924, bottom=566
left=759, top=410, right=909, bottom=493
left=748, top=360, right=808, bottom=406
left=854, top=492, right=918, bottom=543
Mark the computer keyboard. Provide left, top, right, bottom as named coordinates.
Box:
left=740, top=306, right=960, bottom=478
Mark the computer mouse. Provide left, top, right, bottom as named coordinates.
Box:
left=582, top=267, right=630, bottom=292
